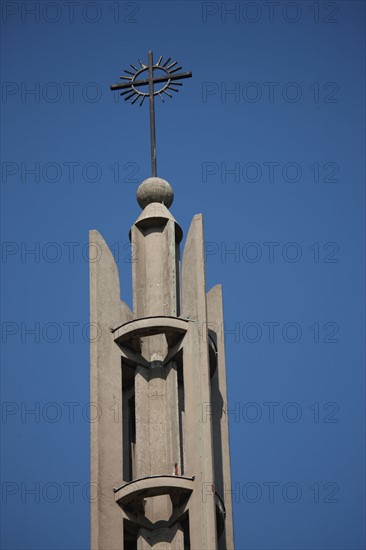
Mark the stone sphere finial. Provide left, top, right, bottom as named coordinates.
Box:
left=136, top=177, right=174, bottom=209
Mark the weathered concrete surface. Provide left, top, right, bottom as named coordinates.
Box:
left=131, top=203, right=181, bottom=319
left=90, top=230, right=132, bottom=549
left=132, top=204, right=184, bottom=548
left=138, top=523, right=184, bottom=549
left=91, top=198, right=234, bottom=549
left=181, top=214, right=218, bottom=550
left=207, top=284, right=235, bottom=550
left=136, top=177, right=174, bottom=209
left=135, top=363, right=180, bottom=478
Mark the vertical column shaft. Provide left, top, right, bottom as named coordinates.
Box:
left=135, top=363, right=181, bottom=478
left=131, top=204, right=184, bottom=548
left=131, top=207, right=180, bottom=318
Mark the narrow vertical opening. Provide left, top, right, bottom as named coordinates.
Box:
left=175, top=242, right=181, bottom=316
left=123, top=519, right=138, bottom=550
left=128, top=395, right=136, bottom=477
left=208, top=331, right=227, bottom=548
left=182, top=512, right=191, bottom=549
left=122, top=360, right=136, bottom=482
left=176, top=350, right=185, bottom=475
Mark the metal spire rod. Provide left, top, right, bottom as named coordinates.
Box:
left=110, top=51, right=192, bottom=177
left=148, top=51, right=157, bottom=176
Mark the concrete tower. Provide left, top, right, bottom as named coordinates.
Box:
left=90, top=176, right=234, bottom=549
left=91, top=51, right=234, bottom=549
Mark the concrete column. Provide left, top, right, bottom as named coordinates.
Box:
left=207, top=285, right=235, bottom=549
left=90, top=230, right=132, bottom=550
left=181, top=215, right=218, bottom=550
left=130, top=197, right=184, bottom=549
left=135, top=361, right=181, bottom=478
left=131, top=203, right=182, bottom=319
left=137, top=522, right=184, bottom=549
left=134, top=346, right=183, bottom=549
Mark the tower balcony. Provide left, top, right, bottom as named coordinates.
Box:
left=114, top=475, right=194, bottom=515
left=112, top=316, right=189, bottom=354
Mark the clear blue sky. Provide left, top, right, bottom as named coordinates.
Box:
left=1, top=1, right=365, bottom=549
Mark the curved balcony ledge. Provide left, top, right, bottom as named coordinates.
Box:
left=113, top=316, right=189, bottom=350
left=114, top=475, right=194, bottom=508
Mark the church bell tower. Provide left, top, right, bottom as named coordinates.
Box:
left=90, top=52, right=234, bottom=549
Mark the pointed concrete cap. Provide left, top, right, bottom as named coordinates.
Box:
left=136, top=177, right=174, bottom=209
left=130, top=202, right=183, bottom=243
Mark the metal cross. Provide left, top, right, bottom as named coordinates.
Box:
left=110, top=51, right=192, bottom=177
